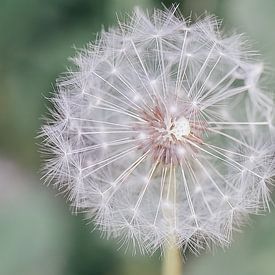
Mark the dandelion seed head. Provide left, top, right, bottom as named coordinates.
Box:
left=40, top=6, right=275, bottom=254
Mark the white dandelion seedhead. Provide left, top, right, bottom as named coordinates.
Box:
left=40, top=6, right=275, bottom=254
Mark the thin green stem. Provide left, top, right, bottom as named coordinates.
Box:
left=162, top=240, right=183, bottom=275
left=162, top=165, right=183, bottom=275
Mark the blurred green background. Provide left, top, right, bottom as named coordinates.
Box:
left=0, top=0, right=275, bottom=274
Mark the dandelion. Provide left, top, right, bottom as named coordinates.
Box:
left=41, top=4, right=275, bottom=269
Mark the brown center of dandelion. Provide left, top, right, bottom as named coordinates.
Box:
left=133, top=100, right=205, bottom=165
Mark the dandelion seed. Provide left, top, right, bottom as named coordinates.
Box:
left=40, top=6, right=275, bottom=255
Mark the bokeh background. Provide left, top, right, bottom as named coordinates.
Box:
left=0, top=0, right=275, bottom=274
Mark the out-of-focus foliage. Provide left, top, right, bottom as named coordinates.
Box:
left=0, top=0, right=111, bottom=166
left=0, top=0, right=274, bottom=274
left=187, top=211, right=275, bottom=275
left=0, top=159, right=123, bottom=275
left=0, top=159, right=72, bottom=275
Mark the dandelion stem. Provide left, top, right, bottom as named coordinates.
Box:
left=162, top=165, right=183, bottom=275
left=162, top=239, right=183, bottom=275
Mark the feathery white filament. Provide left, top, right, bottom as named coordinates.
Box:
left=40, top=6, right=275, bottom=255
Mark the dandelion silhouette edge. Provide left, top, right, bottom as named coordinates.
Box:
left=40, top=6, right=275, bottom=255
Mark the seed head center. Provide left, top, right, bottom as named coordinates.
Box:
left=135, top=102, right=204, bottom=165
left=169, top=116, right=191, bottom=141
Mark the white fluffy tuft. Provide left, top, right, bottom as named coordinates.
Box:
left=40, top=6, right=275, bottom=254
